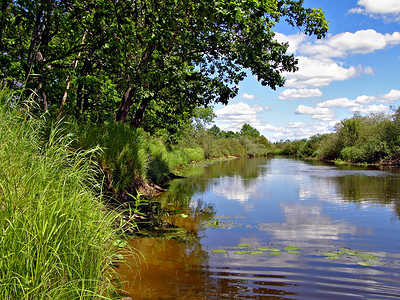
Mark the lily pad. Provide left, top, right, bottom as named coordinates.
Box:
left=267, top=248, right=281, bottom=252
left=287, top=250, right=301, bottom=255
left=356, top=253, right=379, bottom=260
left=234, top=250, right=248, bottom=255
left=258, top=247, right=271, bottom=251
left=322, top=252, right=340, bottom=259
left=322, top=252, right=339, bottom=257
left=211, top=249, right=227, bottom=253
left=357, top=261, right=374, bottom=266
left=248, top=251, right=264, bottom=255
left=324, top=255, right=340, bottom=259
left=285, top=245, right=299, bottom=251
left=237, top=243, right=251, bottom=248
left=269, top=251, right=282, bottom=256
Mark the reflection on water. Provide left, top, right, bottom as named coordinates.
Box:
left=119, top=158, right=400, bottom=299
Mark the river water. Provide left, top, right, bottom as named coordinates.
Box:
left=118, top=157, right=400, bottom=299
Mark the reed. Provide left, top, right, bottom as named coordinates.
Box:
left=0, top=88, right=121, bottom=299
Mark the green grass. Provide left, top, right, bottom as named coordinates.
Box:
left=0, top=89, right=123, bottom=299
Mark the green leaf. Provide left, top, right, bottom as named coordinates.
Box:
left=180, top=213, right=188, bottom=218
left=322, top=252, right=339, bottom=257
left=284, top=245, right=299, bottom=250
left=269, top=251, right=281, bottom=256
left=356, top=253, right=379, bottom=260
left=267, top=248, right=280, bottom=252
left=211, top=249, right=227, bottom=253
left=257, top=247, right=271, bottom=251
left=324, top=256, right=340, bottom=259
left=357, top=261, right=374, bottom=266
left=287, top=250, right=301, bottom=255
left=237, top=243, right=251, bottom=248
left=113, top=239, right=128, bottom=248
left=248, top=251, right=263, bottom=255
left=234, top=250, right=248, bottom=255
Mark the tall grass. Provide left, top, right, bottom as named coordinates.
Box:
left=0, top=88, right=121, bottom=299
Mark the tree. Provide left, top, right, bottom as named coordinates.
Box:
left=1, top=0, right=328, bottom=136
left=240, top=123, right=260, bottom=138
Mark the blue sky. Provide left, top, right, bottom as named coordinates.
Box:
left=213, top=0, right=400, bottom=142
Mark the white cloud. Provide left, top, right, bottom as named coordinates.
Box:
left=354, top=95, right=376, bottom=104
left=302, top=30, right=400, bottom=58
left=241, top=93, right=255, bottom=100
left=284, top=57, right=366, bottom=88
left=215, top=102, right=265, bottom=132
left=278, top=88, right=322, bottom=100
left=350, top=104, right=390, bottom=114
left=294, top=105, right=335, bottom=121
left=274, top=32, right=307, bottom=54
left=288, top=122, right=308, bottom=128
left=379, top=89, right=400, bottom=102
left=350, top=0, right=400, bottom=15
left=317, top=98, right=358, bottom=108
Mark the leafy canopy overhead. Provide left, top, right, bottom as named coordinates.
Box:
left=1, top=0, right=328, bottom=137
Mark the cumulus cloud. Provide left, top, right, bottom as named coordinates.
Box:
left=268, top=121, right=337, bottom=142
left=241, top=93, right=255, bottom=100
left=294, top=105, right=335, bottom=121
left=302, top=30, right=400, bottom=58
left=349, top=0, right=400, bottom=21
left=317, top=98, right=358, bottom=108
left=379, top=89, right=400, bottom=102
left=215, top=102, right=266, bottom=131
left=350, top=104, right=390, bottom=114
left=274, top=32, right=307, bottom=54
left=283, top=57, right=367, bottom=88
left=278, top=88, right=322, bottom=100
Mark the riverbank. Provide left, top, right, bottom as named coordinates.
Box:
left=0, top=92, right=124, bottom=299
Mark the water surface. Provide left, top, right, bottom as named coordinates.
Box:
left=120, top=157, right=400, bottom=299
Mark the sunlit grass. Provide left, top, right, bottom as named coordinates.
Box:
left=0, top=88, right=122, bottom=299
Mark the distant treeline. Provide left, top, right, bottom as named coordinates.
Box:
left=273, top=110, right=400, bottom=165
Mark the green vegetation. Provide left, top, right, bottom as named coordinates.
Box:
left=273, top=110, right=400, bottom=165
left=0, top=89, right=123, bottom=299
left=0, top=1, right=330, bottom=298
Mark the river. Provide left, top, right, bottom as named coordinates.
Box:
left=118, top=157, right=400, bottom=299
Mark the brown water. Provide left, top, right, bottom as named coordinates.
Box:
left=118, top=157, right=400, bottom=299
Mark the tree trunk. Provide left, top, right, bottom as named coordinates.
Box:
left=57, top=29, right=87, bottom=120
left=116, top=87, right=135, bottom=123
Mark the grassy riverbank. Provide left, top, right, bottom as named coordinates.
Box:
left=0, top=90, right=123, bottom=299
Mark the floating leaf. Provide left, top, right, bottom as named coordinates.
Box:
left=285, top=245, right=299, bottom=251
left=234, top=250, right=248, bottom=255
left=258, top=247, right=271, bottom=251
left=248, top=251, right=263, bottom=255
left=324, top=255, right=340, bottom=259
left=356, top=253, right=379, bottom=260
left=269, top=251, right=281, bottom=256
left=180, top=214, right=188, bottom=218
left=357, top=261, right=374, bottom=266
left=267, top=248, right=280, bottom=252
left=322, top=252, right=339, bottom=257
left=237, top=243, right=251, bottom=248
left=287, top=250, right=301, bottom=255
left=211, top=249, right=227, bottom=253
